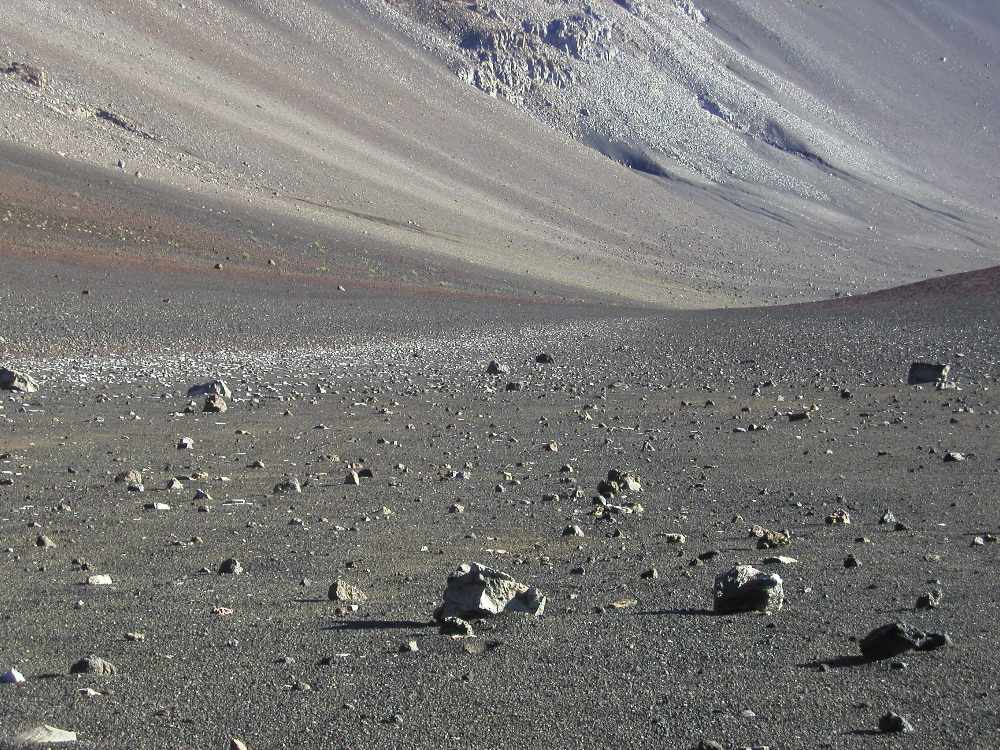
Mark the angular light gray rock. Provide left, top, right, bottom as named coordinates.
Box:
left=329, top=579, right=368, bottom=603
left=69, top=655, right=117, bottom=675
left=86, top=574, right=113, bottom=586
left=187, top=379, right=232, bottom=400
left=0, top=367, right=39, bottom=393
left=435, top=562, right=546, bottom=621
left=713, top=565, right=784, bottom=614
left=14, top=724, right=77, bottom=745
left=597, top=468, right=642, bottom=497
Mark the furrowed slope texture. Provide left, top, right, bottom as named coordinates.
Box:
left=1, top=0, right=998, bottom=305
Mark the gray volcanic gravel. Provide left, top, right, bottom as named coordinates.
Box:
left=1, top=267, right=999, bottom=748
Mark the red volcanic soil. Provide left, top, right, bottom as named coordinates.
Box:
left=0, top=146, right=611, bottom=309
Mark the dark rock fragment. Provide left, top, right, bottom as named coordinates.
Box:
left=859, top=621, right=951, bottom=660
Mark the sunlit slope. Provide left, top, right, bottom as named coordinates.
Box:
left=1, top=0, right=997, bottom=305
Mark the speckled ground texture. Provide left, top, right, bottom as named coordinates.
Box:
left=2, top=1, right=1000, bottom=749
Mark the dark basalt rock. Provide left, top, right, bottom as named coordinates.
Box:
left=859, top=621, right=951, bottom=660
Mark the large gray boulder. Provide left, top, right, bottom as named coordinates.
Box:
left=186, top=379, right=232, bottom=400
left=434, top=562, right=546, bottom=621
left=0, top=367, right=38, bottom=393
left=713, top=565, right=783, bottom=614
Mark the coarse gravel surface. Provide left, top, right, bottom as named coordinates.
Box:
left=1, top=264, right=998, bottom=749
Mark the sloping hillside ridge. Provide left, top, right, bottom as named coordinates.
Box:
left=1, top=0, right=997, bottom=306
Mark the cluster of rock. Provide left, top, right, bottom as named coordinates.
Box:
left=528, top=15, right=614, bottom=61
left=459, top=10, right=613, bottom=100
left=593, top=468, right=644, bottom=518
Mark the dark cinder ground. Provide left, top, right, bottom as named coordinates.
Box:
left=2, top=255, right=998, bottom=748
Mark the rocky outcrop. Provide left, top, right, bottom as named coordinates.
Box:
left=459, top=11, right=613, bottom=100
left=3, top=62, right=47, bottom=88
